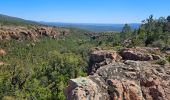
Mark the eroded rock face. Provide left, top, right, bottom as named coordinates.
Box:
left=64, top=76, right=109, bottom=100
left=65, top=48, right=170, bottom=100
left=140, top=75, right=170, bottom=100
left=37, top=27, right=70, bottom=38
left=88, top=50, right=121, bottom=75
left=119, top=47, right=162, bottom=61
left=108, top=79, right=143, bottom=100
left=0, top=25, right=70, bottom=41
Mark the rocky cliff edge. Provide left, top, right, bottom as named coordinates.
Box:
left=65, top=47, right=170, bottom=100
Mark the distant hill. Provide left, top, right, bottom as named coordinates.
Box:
left=0, top=14, right=40, bottom=26
left=0, top=14, right=140, bottom=32
left=41, top=22, right=141, bottom=32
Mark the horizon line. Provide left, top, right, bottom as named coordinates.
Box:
left=39, top=21, right=141, bottom=25
left=0, top=13, right=142, bottom=24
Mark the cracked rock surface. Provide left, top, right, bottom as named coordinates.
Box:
left=65, top=47, right=170, bottom=100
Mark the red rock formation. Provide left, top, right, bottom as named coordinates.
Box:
left=65, top=48, right=170, bottom=100
left=119, top=47, right=162, bottom=61
left=108, top=79, right=143, bottom=100
left=0, top=25, right=70, bottom=41
left=140, top=75, right=170, bottom=100
left=65, top=76, right=109, bottom=100
left=88, top=50, right=121, bottom=75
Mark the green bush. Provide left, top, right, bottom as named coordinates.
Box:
left=0, top=31, right=92, bottom=100
left=155, top=59, right=167, bottom=65
left=166, top=56, right=170, bottom=63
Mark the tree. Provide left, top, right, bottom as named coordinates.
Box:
left=164, top=16, right=170, bottom=33
left=167, top=15, right=170, bottom=23
left=121, top=24, right=132, bottom=40
left=144, top=15, right=156, bottom=33
left=121, top=24, right=132, bottom=34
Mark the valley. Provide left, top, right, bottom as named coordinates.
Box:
left=0, top=13, right=170, bottom=100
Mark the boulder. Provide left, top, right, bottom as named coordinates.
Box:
left=90, top=50, right=120, bottom=62
left=0, top=49, right=6, bottom=56
left=0, top=62, right=5, bottom=66
left=88, top=50, right=121, bottom=75
left=119, top=47, right=162, bottom=61
left=64, top=76, right=109, bottom=100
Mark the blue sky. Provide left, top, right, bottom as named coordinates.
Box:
left=0, top=0, right=170, bottom=23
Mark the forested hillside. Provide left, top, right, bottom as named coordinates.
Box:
left=0, top=31, right=94, bottom=99
left=0, top=14, right=40, bottom=26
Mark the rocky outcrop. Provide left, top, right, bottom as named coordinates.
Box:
left=140, top=75, right=170, bottom=100
left=0, top=25, right=70, bottom=41
left=108, top=79, right=143, bottom=100
left=37, top=26, right=70, bottom=38
left=88, top=50, right=121, bottom=75
left=65, top=47, right=170, bottom=100
left=65, top=76, right=109, bottom=100
left=119, top=47, right=162, bottom=61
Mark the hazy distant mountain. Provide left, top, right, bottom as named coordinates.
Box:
left=41, top=22, right=141, bottom=32
left=0, top=14, right=140, bottom=32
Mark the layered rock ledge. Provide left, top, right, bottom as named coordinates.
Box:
left=65, top=47, right=170, bottom=100
left=0, top=25, right=70, bottom=41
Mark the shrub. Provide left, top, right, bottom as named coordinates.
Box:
left=166, top=56, right=170, bottom=63
left=155, top=59, right=167, bottom=65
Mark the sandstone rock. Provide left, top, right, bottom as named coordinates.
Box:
left=88, top=50, right=121, bottom=75
left=65, top=49, right=170, bottom=100
left=108, top=79, right=143, bottom=100
left=140, top=76, right=170, bottom=100
left=0, top=62, right=5, bottom=66
left=119, top=47, right=161, bottom=61
left=0, top=49, right=6, bottom=56
left=107, top=79, right=124, bottom=100
left=90, top=50, right=120, bottom=62
left=64, top=76, right=109, bottom=100
left=0, top=25, right=70, bottom=41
